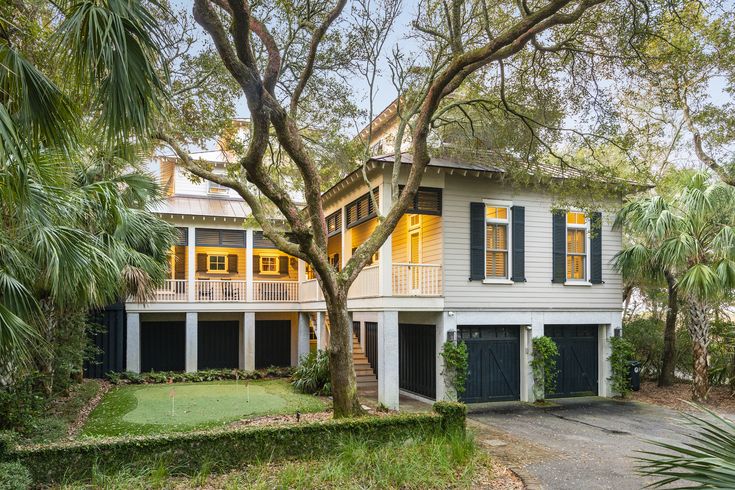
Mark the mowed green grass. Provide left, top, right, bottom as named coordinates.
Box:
left=81, top=379, right=325, bottom=437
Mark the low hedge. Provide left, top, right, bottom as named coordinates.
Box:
left=106, top=366, right=294, bottom=385
left=4, top=402, right=465, bottom=484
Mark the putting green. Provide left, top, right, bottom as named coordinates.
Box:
left=81, top=379, right=325, bottom=437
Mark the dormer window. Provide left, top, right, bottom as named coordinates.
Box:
left=208, top=180, right=229, bottom=195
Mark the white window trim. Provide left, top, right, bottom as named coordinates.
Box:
left=407, top=214, right=422, bottom=264
left=259, top=254, right=280, bottom=275
left=482, top=199, right=512, bottom=282
left=564, top=210, right=591, bottom=285
left=207, top=254, right=228, bottom=273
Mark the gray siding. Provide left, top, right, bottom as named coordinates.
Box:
left=442, top=175, right=623, bottom=311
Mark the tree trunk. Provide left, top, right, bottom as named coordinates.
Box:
left=324, top=292, right=365, bottom=418
left=687, top=299, right=710, bottom=402
left=659, top=271, right=678, bottom=387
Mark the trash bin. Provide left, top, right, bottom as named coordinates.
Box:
left=628, top=360, right=641, bottom=391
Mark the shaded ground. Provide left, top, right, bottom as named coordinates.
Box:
left=82, top=379, right=325, bottom=437
left=469, top=397, right=696, bottom=490
left=631, top=381, right=735, bottom=415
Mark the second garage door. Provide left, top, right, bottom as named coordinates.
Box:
left=545, top=324, right=598, bottom=397
left=141, top=321, right=185, bottom=372
left=255, top=320, right=291, bottom=369
left=198, top=321, right=239, bottom=370
left=459, top=326, right=520, bottom=403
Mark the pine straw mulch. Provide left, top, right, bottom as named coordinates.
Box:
left=630, top=381, right=735, bottom=415
left=64, top=379, right=112, bottom=438
left=227, top=405, right=397, bottom=429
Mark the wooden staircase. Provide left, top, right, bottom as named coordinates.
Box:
left=353, top=335, right=377, bottom=390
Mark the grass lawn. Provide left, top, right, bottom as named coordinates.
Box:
left=61, top=430, right=501, bottom=489
left=81, top=379, right=326, bottom=437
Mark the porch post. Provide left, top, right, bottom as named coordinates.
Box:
left=436, top=311, right=457, bottom=401
left=377, top=310, right=399, bottom=409
left=185, top=312, right=198, bottom=373
left=297, top=312, right=311, bottom=362
left=378, top=181, right=392, bottom=296
left=341, top=207, right=351, bottom=268
left=243, top=312, right=255, bottom=371
left=187, top=226, right=196, bottom=302
left=316, top=311, right=328, bottom=350
left=525, top=312, right=545, bottom=402
left=245, top=229, right=254, bottom=302
left=126, top=312, right=140, bottom=373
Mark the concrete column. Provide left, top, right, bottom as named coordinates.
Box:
left=187, top=226, right=196, bottom=302
left=526, top=312, right=545, bottom=402
left=243, top=312, right=255, bottom=371
left=185, top=312, right=198, bottom=373
left=599, top=314, right=619, bottom=397
left=126, top=313, right=141, bottom=373
left=377, top=310, right=399, bottom=409
left=360, top=321, right=366, bottom=351
left=436, top=311, right=457, bottom=401
left=316, top=311, right=328, bottom=350
left=245, top=229, right=254, bottom=302
left=378, top=181, right=393, bottom=296
left=519, top=325, right=532, bottom=402
left=297, top=313, right=311, bottom=362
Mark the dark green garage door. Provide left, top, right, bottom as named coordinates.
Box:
left=198, top=321, right=239, bottom=370
left=141, top=321, right=185, bottom=372
left=459, top=326, right=520, bottom=403
left=399, top=324, right=436, bottom=399
left=545, top=325, right=598, bottom=397
left=255, top=320, right=291, bottom=368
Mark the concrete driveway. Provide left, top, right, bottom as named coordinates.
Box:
left=469, top=397, right=696, bottom=489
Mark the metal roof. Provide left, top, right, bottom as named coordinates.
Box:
left=151, top=195, right=251, bottom=219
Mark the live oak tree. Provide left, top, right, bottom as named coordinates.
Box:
left=152, top=0, right=668, bottom=417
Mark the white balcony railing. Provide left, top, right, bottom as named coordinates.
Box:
left=392, top=263, right=442, bottom=296
left=194, top=280, right=246, bottom=302
left=299, top=278, right=323, bottom=302
left=348, top=264, right=380, bottom=298
left=253, top=280, right=299, bottom=302
left=154, top=279, right=188, bottom=302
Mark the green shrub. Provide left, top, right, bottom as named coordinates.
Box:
left=609, top=336, right=636, bottom=397
left=0, top=375, right=47, bottom=432
left=531, top=336, right=559, bottom=401
left=5, top=404, right=463, bottom=485
left=432, top=401, right=466, bottom=432
left=291, top=350, right=331, bottom=395
left=623, top=317, right=693, bottom=381
left=0, top=462, right=31, bottom=490
left=440, top=341, right=468, bottom=400
left=106, top=367, right=294, bottom=385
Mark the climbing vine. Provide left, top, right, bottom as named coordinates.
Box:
left=440, top=340, right=469, bottom=401
left=531, top=336, right=559, bottom=402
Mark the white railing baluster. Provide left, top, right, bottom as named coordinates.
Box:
left=391, top=264, right=442, bottom=296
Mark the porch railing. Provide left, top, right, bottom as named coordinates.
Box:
left=194, top=280, right=246, bottom=302
left=392, top=263, right=442, bottom=296
left=154, top=279, right=188, bottom=302
left=253, top=280, right=299, bottom=302
left=299, top=278, right=323, bottom=302
left=348, top=264, right=380, bottom=298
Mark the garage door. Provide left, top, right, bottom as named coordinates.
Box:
left=545, top=325, right=598, bottom=397
left=141, top=321, right=185, bottom=372
left=255, top=320, right=291, bottom=368
left=399, top=324, right=436, bottom=399
left=198, top=321, right=239, bottom=370
left=459, top=326, right=520, bottom=403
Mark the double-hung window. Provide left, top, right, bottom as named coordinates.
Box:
left=208, top=254, right=226, bottom=272
left=485, top=205, right=509, bottom=279
left=566, top=211, right=588, bottom=281
left=260, top=256, right=278, bottom=274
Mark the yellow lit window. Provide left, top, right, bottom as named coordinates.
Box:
left=261, top=256, right=278, bottom=273
left=485, top=205, right=509, bottom=278
left=566, top=212, right=588, bottom=280
left=208, top=255, right=226, bottom=272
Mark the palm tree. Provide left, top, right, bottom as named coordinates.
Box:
left=0, top=0, right=169, bottom=381
left=614, top=197, right=680, bottom=387
left=614, top=173, right=735, bottom=401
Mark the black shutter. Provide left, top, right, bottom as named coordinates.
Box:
left=253, top=255, right=260, bottom=273
left=470, top=202, right=485, bottom=281
left=552, top=210, right=566, bottom=283
left=590, top=211, right=603, bottom=284
left=196, top=253, right=207, bottom=272
left=279, top=256, right=289, bottom=275
left=227, top=254, right=238, bottom=273
left=511, top=206, right=525, bottom=282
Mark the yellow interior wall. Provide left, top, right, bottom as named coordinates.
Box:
left=194, top=246, right=247, bottom=280
left=349, top=219, right=377, bottom=251
left=327, top=235, right=341, bottom=261
left=252, top=248, right=298, bottom=280
left=391, top=214, right=442, bottom=264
